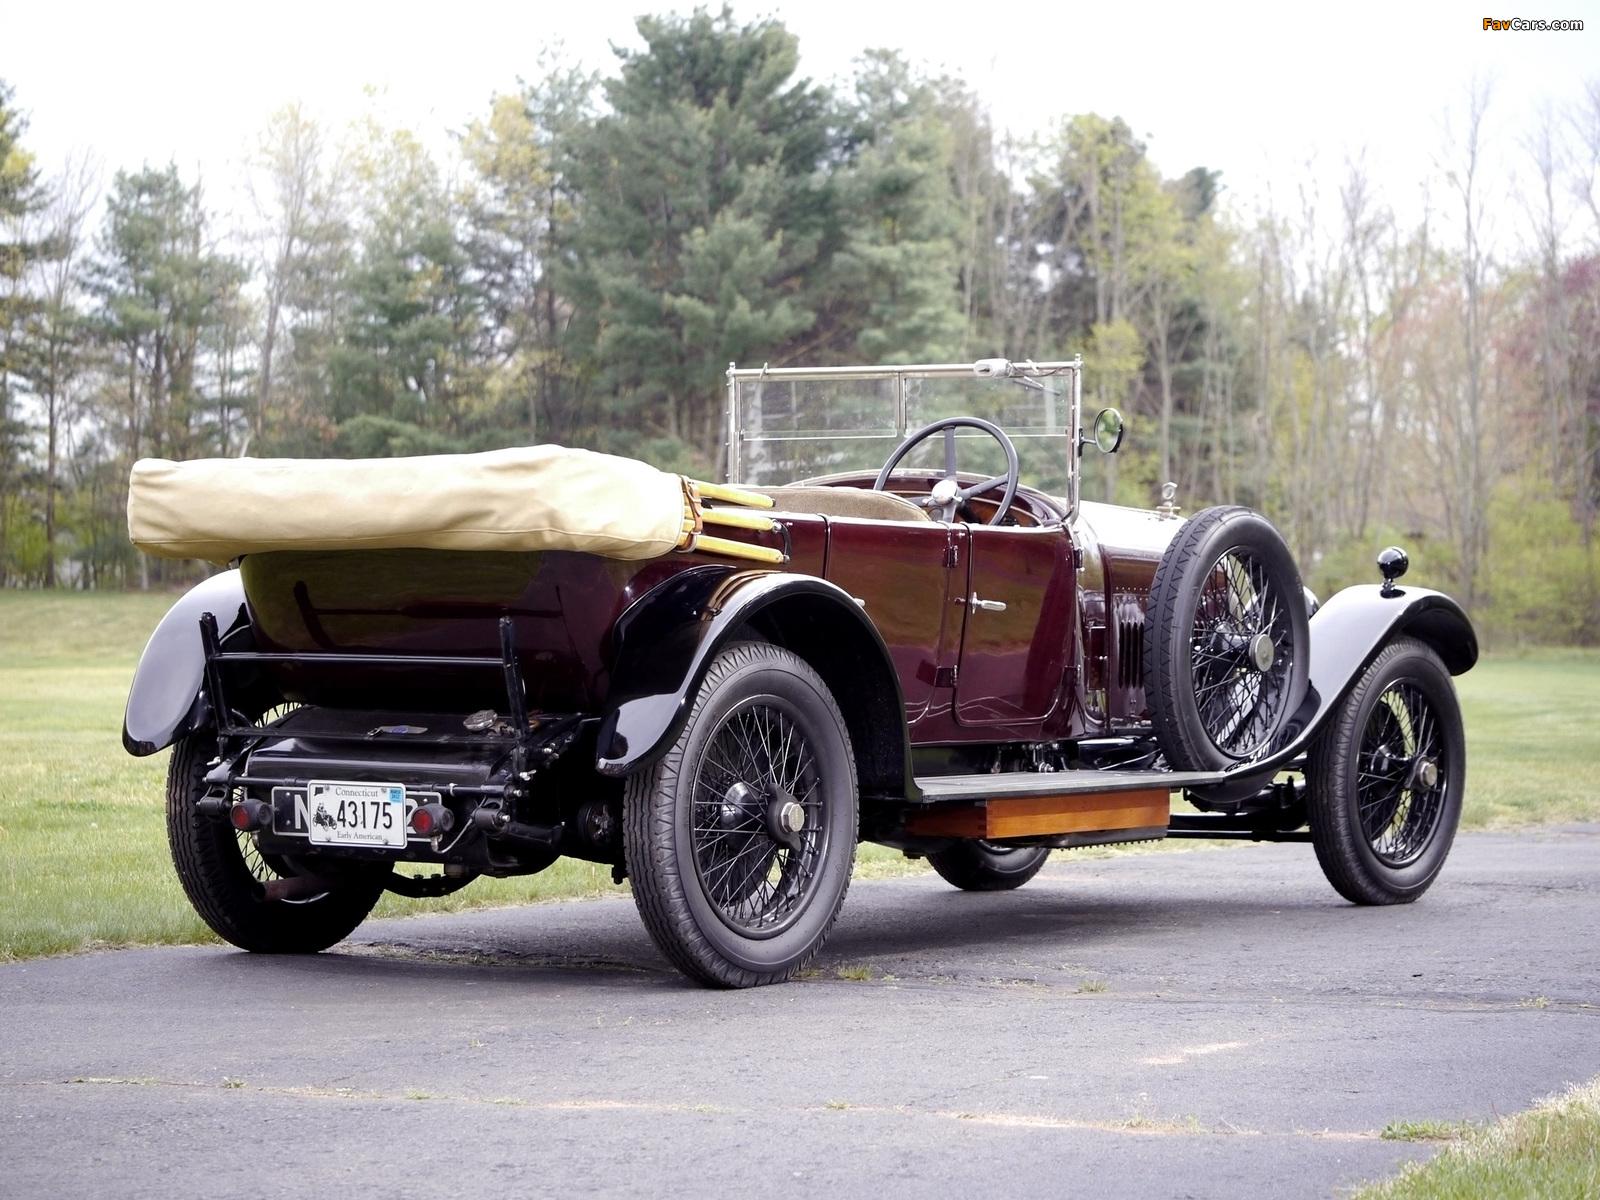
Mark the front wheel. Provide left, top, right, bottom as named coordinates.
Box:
left=929, top=841, right=1050, bottom=891
left=1306, top=637, right=1465, bottom=905
left=624, top=642, right=858, bottom=987
left=167, top=733, right=389, bottom=953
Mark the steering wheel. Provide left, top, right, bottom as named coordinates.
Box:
left=873, top=417, right=1020, bottom=525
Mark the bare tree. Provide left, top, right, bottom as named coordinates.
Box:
left=1572, top=77, right=1600, bottom=240
left=1521, top=104, right=1579, bottom=515
left=247, top=103, right=343, bottom=452
left=1433, top=78, right=1505, bottom=610
left=28, top=155, right=98, bottom=585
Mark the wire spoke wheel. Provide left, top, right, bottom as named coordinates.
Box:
left=1190, top=550, right=1293, bottom=759
left=1355, top=682, right=1447, bottom=867
left=690, top=700, right=826, bottom=935
left=1147, top=507, right=1310, bottom=773
left=625, top=641, right=858, bottom=988
left=928, top=839, right=1050, bottom=891
left=166, top=732, right=388, bottom=953
left=1307, top=636, right=1465, bottom=905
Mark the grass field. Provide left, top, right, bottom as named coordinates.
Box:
left=3, top=590, right=1598, bottom=961
left=1356, top=1077, right=1600, bottom=1199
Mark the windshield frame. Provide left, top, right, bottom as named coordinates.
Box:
left=723, top=359, right=1085, bottom=521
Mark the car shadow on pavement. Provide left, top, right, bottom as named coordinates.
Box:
left=182, top=872, right=1372, bottom=994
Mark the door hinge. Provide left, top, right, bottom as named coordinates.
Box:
left=1072, top=544, right=1084, bottom=570
left=943, top=543, right=960, bottom=568
left=933, top=665, right=958, bottom=689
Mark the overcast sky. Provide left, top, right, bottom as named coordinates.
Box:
left=4, top=0, right=1598, bottom=235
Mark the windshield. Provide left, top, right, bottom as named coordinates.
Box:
left=725, top=361, right=1081, bottom=498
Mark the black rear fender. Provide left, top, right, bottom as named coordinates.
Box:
left=595, top=567, right=912, bottom=795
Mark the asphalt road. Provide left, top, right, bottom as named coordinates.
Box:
left=3, top=827, right=1598, bottom=1199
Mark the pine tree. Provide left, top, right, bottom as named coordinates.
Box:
left=564, top=7, right=830, bottom=471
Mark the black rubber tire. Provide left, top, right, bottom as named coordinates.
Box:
left=928, top=841, right=1050, bottom=891
left=1145, top=505, right=1310, bottom=772
left=623, top=642, right=858, bottom=988
left=1306, top=637, right=1465, bottom=905
left=166, top=733, right=389, bottom=953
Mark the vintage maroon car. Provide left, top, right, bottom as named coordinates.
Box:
left=123, top=358, right=1476, bottom=987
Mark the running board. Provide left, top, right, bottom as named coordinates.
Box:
left=908, top=768, right=1235, bottom=842
left=913, top=768, right=1226, bottom=803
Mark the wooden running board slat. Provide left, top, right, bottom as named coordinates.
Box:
left=904, top=789, right=1172, bottom=839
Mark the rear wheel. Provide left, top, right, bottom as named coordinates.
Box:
left=1306, top=637, right=1464, bottom=905
left=624, top=642, right=858, bottom=988
left=929, top=841, right=1050, bottom=891
left=166, top=733, right=389, bottom=953
left=1146, top=506, right=1310, bottom=772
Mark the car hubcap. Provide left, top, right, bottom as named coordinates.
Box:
left=776, top=798, right=805, bottom=834
left=1248, top=632, right=1276, bottom=672
left=1411, top=756, right=1439, bottom=790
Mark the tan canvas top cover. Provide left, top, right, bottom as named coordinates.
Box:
left=127, top=445, right=690, bottom=564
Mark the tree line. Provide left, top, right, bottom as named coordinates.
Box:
left=2, top=8, right=1598, bottom=644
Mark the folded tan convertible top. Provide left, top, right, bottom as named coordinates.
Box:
left=127, top=445, right=778, bottom=564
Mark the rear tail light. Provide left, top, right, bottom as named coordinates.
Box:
left=228, top=799, right=274, bottom=832
left=410, top=803, right=454, bottom=836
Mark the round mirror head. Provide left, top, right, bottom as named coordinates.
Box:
left=1376, top=545, right=1409, bottom=596
left=1092, top=408, right=1125, bottom=453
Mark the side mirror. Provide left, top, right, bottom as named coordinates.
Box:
left=1088, top=407, right=1124, bottom=454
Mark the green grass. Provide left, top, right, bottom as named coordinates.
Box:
left=3, top=592, right=1598, bottom=960
left=1357, top=1078, right=1600, bottom=1198
left=1382, top=1119, right=1483, bottom=1143
left=1454, top=650, right=1600, bottom=827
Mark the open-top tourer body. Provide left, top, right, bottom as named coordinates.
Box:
left=124, top=358, right=1477, bottom=986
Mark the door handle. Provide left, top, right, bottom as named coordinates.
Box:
left=968, top=592, right=1007, bottom=613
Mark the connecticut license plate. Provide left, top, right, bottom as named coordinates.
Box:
left=305, top=780, right=408, bottom=848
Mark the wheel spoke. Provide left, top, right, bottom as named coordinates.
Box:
left=689, top=699, right=827, bottom=934
left=1355, top=682, right=1448, bottom=866
left=1184, top=549, right=1293, bottom=759
left=959, top=474, right=1010, bottom=499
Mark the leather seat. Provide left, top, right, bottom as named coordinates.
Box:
left=753, top=486, right=932, bottom=523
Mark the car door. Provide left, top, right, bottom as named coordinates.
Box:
left=825, top=517, right=962, bottom=723
left=954, top=525, right=1076, bottom=726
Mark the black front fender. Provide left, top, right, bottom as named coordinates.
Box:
left=122, top=571, right=248, bottom=756
left=594, top=566, right=912, bottom=794
left=1187, top=583, right=1477, bottom=804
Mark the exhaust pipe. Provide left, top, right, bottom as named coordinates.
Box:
left=262, top=873, right=344, bottom=902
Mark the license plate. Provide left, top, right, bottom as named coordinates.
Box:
left=305, top=780, right=408, bottom=848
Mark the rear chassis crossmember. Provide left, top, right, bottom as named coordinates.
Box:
left=195, top=613, right=608, bottom=878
